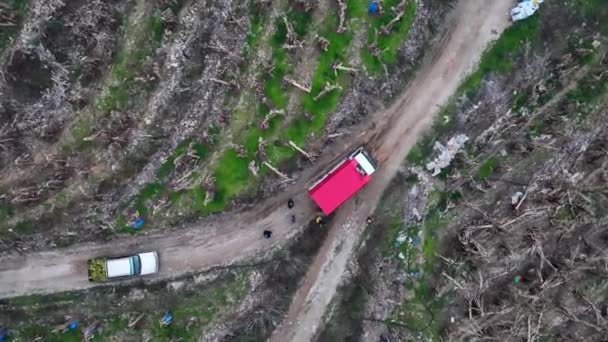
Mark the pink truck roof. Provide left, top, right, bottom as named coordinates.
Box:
left=308, top=159, right=371, bottom=215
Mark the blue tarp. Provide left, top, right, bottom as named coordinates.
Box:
left=0, top=328, right=8, bottom=342
left=368, top=1, right=380, bottom=14
left=161, top=311, right=173, bottom=326
left=131, top=217, right=144, bottom=229
left=68, top=321, right=79, bottom=331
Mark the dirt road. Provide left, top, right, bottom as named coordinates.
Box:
left=269, top=1, right=513, bottom=341
left=0, top=1, right=510, bottom=335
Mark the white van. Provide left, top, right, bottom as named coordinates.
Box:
left=88, top=252, right=159, bottom=281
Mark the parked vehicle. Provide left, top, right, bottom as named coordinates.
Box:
left=308, top=147, right=376, bottom=215
left=88, top=252, right=159, bottom=282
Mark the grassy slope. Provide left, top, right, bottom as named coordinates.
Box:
left=8, top=273, right=250, bottom=341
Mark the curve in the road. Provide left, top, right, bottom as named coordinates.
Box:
left=269, top=1, right=514, bottom=341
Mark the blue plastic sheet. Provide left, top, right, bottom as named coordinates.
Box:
left=131, top=217, right=144, bottom=229
left=368, top=1, right=380, bottom=14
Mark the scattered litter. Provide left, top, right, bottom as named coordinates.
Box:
left=131, top=217, right=144, bottom=229
left=68, top=321, right=78, bottom=331
left=511, top=191, right=524, bottom=206
left=426, top=134, right=469, bottom=176
left=124, top=208, right=144, bottom=229
left=53, top=317, right=79, bottom=334
left=291, top=215, right=296, bottom=223
left=592, top=40, right=601, bottom=49
left=394, top=233, right=420, bottom=249
left=128, top=313, right=145, bottom=328
left=398, top=252, right=405, bottom=260
left=511, top=0, right=543, bottom=22
left=0, top=327, right=9, bottom=342
left=161, top=311, right=173, bottom=326
left=514, top=275, right=522, bottom=284
left=450, top=316, right=455, bottom=323
left=84, top=321, right=99, bottom=341
left=368, top=1, right=381, bottom=15
left=315, top=216, right=323, bottom=225
left=263, top=230, right=272, bottom=239
left=411, top=207, right=422, bottom=222
left=287, top=198, right=294, bottom=209
left=409, top=271, right=421, bottom=279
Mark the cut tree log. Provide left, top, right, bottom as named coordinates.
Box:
left=206, top=43, right=240, bottom=61
left=284, top=77, right=311, bottom=93
left=289, top=140, right=317, bottom=162
left=380, top=0, right=409, bottom=35
left=260, top=109, right=286, bottom=130
left=128, top=313, right=145, bottom=328
left=248, top=160, right=259, bottom=177
left=317, top=36, right=330, bottom=52
left=332, top=61, right=357, bottom=76
left=263, top=161, right=293, bottom=182
left=282, top=15, right=304, bottom=50
left=314, top=82, right=342, bottom=101
left=209, top=77, right=232, bottom=87
left=336, top=0, right=348, bottom=33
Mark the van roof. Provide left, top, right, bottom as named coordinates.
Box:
left=308, top=159, right=371, bottom=215
left=106, top=257, right=133, bottom=278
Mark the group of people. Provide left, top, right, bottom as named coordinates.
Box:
left=262, top=198, right=375, bottom=239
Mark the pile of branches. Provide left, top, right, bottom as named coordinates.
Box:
left=439, top=139, right=608, bottom=340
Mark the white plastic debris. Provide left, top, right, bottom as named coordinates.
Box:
left=396, top=234, right=407, bottom=243
left=511, top=191, right=524, bottom=206
left=398, top=252, right=405, bottom=260
left=412, top=207, right=422, bottom=222
left=425, top=134, right=469, bottom=176
left=511, top=0, right=543, bottom=22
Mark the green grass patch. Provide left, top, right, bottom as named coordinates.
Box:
left=210, top=0, right=367, bottom=211
left=384, top=193, right=453, bottom=339
left=563, top=70, right=608, bottom=120
left=0, top=0, right=30, bottom=52
left=96, top=14, right=166, bottom=113
left=578, top=0, right=608, bottom=20
left=151, top=274, right=250, bottom=341
left=406, top=15, right=541, bottom=167
left=0, top=205, right=14, bottom=221
left=245, top=9, right=264, bottom=56
left=475, top=157, right=499, bottom=180
left=263, top=9, right=313, bottom=110
left=9, top=273, right=250, bottom=342
left=118, top=139, right=214, bottom=230
left=459, top=14, right=540, bottom=97
left=405, top=173, right=419, bottom=184
left=361, top=0, right=417, bottom=73
left=212, top=149, right=251, bottom=206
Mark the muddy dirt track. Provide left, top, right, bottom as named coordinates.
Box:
left=0, top=0, right=511, bottom=335
left=270, top=1, right=513, bottom=341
